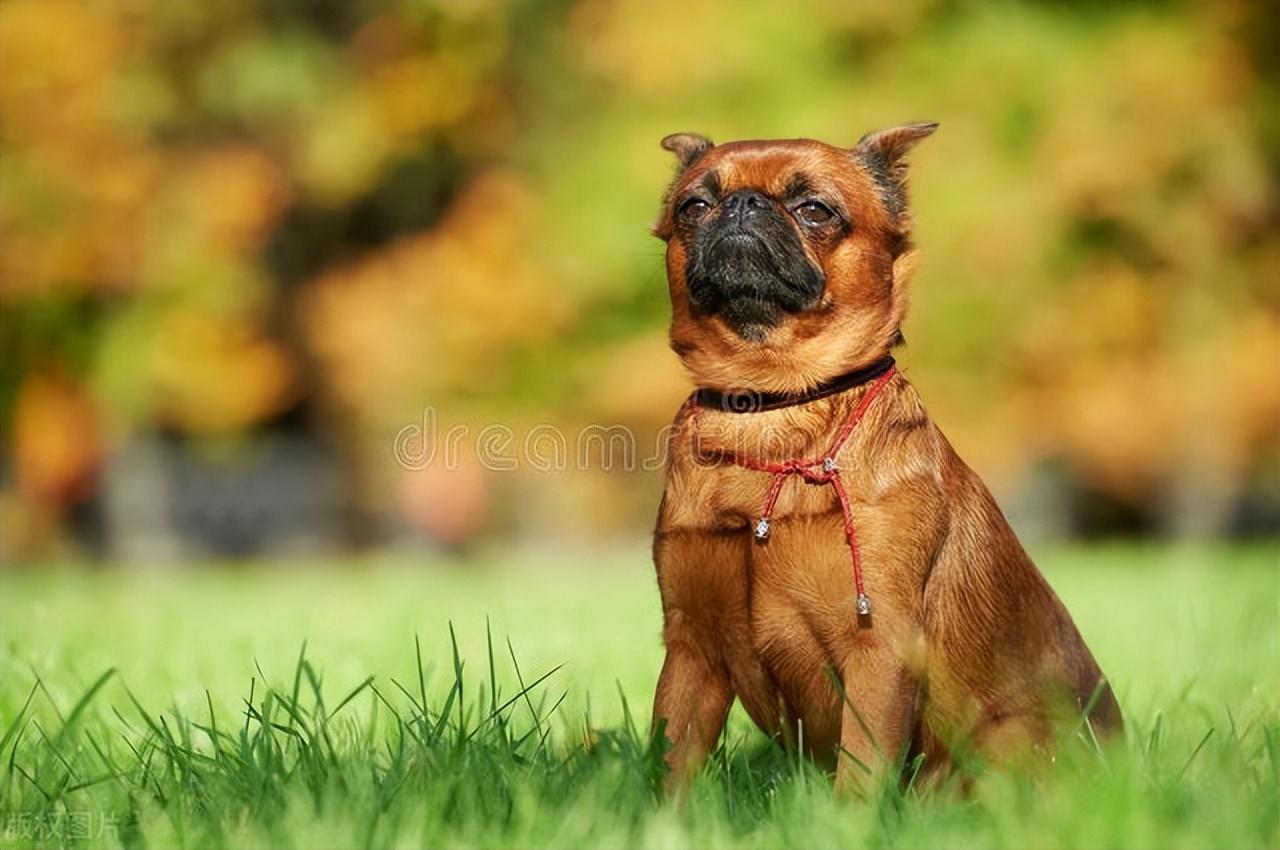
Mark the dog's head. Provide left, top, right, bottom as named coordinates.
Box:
left=653, top=124, right=936, bottom=392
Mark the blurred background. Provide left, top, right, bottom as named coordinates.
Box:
left=1, top=0, right=1277, bottom=565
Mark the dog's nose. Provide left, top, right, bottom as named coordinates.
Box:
left=721, top=189, right=772, bottom=222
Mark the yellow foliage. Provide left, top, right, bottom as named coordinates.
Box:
left=301, top=171, right=573, bottom=428
left=149, top=310, right=296, bottom=434
left=0, top=0, right=118, bottom=145
left=179, top=147, right=292, bottom=256
left=568, top=0, right=749, bottom=98
left=12, top=375, right=101, bottom=506
left=0, top=0, right=1274, bottom=539
left=0, top=0, right=160, bottom=297
left=586, top=331, right=689, bottom=425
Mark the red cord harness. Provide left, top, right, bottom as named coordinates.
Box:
left=719, top=365, right=897, bottom=618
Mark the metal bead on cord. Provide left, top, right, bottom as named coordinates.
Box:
left=731, top=365, right=897, bottom=621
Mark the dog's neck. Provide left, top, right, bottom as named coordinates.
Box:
left=685, top=367, right=923, bottom=469
left=692, top=356, right=896, bottom=414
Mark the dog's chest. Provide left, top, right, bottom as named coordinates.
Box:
left=655, top=383, right=950, bottom=752
left=672, top=460, right=871, bottom=617
left=661, top=457, right=879, bottom=684
left=661, top=405, right=887, bottom=626
left=655, top=394, right=946, bottom=728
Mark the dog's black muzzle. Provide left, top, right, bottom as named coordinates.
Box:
left=684, top=190, right=824, bottom=339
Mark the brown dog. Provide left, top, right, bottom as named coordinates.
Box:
left=649, top=124, right=1121, bottom=795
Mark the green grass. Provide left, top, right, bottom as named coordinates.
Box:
left=1, top=542, right=1277, bottom=849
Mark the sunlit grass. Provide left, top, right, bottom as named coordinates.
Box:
left=1, top=542, right=1276, bottom=849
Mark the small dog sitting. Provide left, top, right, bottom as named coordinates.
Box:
left=649, top=124, right=1121, bottom=795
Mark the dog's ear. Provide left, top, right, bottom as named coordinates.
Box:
left=854, top=122, right=937, bottom=216
left=854, top=124, right=937, bottom=341
left=661, top=133, right=714, bottom=174
left=855, top=122, right=938, bottom=181
left=654, top=133, right=714, bottom=238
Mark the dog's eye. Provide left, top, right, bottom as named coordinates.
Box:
left=677, top=197, right=711, bottom=220
left=795, top=201, right=835, bottom=226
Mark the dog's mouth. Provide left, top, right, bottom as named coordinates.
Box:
left=710, top=231, right=761, bottom=251
left=685, top=226, right=824, bottom=340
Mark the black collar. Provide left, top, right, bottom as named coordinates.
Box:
left=693, top=356, right=896, bottom=413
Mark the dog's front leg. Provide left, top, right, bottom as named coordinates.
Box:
left=652, top=629, right=733, bottom=798
left=833, top=649, right=917, bottom=796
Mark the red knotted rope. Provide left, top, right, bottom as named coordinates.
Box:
left=728, top=365, right=896, bottom=618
